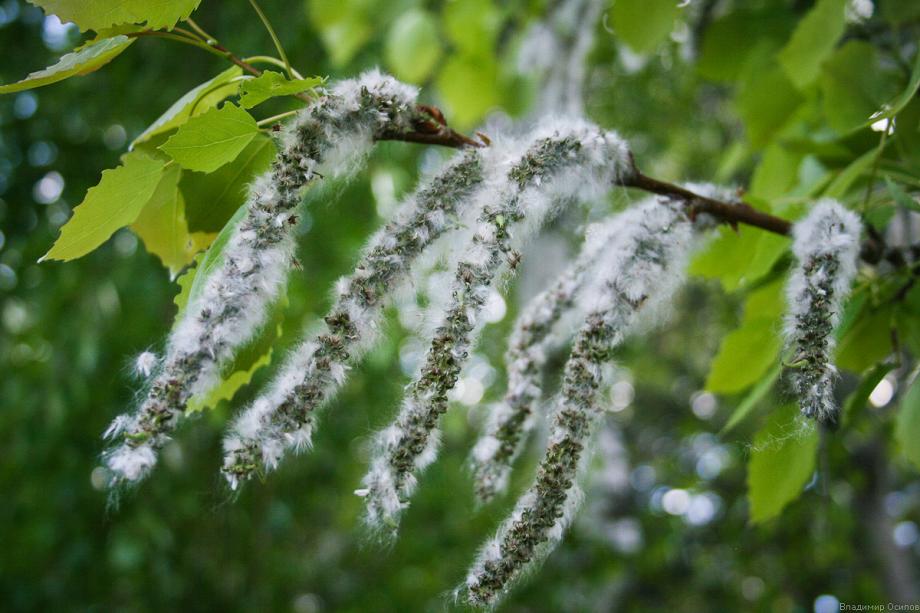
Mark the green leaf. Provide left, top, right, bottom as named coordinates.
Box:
left=610, top=0, right=680, bottom=54
left=41, top=151, right=167, bottom=261
left=776, top=0, right=847, bottom=90
left=885, top=178, right=920, bottom=213
left=824, top=147, right=878, bottom=199
left=836, top=304, right=894, bottom=372
left=131, top=165, right=213, bottom=278
left=0, top=35, right=133, bottom=94
left=690, top=220, right=791, bottom=292
left=436, top=55, right=500, bottom=131
left=736, top=64, right=805, bottom=147
left=696, top=9, right=792, bottom=83
left=842, top=362, right=896, bottom=425
left=895, top=372, right=920, bottom=471
left=820, top=41, right=903, bottom=134
left=384, top=9, right=443, bottom=84
left=27, top=0, right=201, bottom=32
left=882, top=0, right=920, bottom=24
left=181, top=134, right=276, bottom=233
left=865, top=45, right=920, bottom=126
left=159, top=104, right=259, bottom=173
left=707, top=280, right=785, bottom=394
left=132, top=66, right=243, bottom=148
left=308, top=0, right=373, bottom=66
left=443, top=0, right=503, bottom=58
left=749, top=144, right=803, bottom=201
left=238, top=71, right=322, bottom=109
left=721, top=363, right=782, bottom=434
left=747, top=403, right=819, bottom=524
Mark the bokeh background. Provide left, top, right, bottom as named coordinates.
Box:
left=2, top=0, right=919, bottom=610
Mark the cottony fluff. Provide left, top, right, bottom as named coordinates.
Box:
left=102, top=70, right=421, bottom=486
left=220, top=148, right=486, bottom=489
left=459, top=197, right=697, bottom=607
left=359, top=118, right=631, bottom=535
left=469, top=215, right=623, bottom=503
left=784, top=199, right=862, bottom=425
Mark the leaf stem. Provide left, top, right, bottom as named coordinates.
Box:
left=243, top=55, right=305, bottom=80
left=256, top=110, right=300, bottom=127
left=184, top=17, right=217, bottom=43
left=246, top=0, right=294, bottom=79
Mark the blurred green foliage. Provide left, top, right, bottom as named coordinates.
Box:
left=1, top=0, right=920, bottom=611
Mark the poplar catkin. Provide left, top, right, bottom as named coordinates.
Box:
left=359, top=119, right=631, bottom=534
left=221, top=149, right=486, bottom=489
left=784, top=199, right=862, bottom=425
left=459, top=198, right=695, bottom=607
left=469, top=216, right=623, bottom=503
left=103, top=70, right=422, bottom=485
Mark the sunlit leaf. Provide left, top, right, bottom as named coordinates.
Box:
left=238, top=71, right=322, bottom=109
left=132, top=66, right=244, bottom=148
left=41, top=151, right=167, bottom=261
left=131, top=164, right=213, bottom=278
left=159, top=103, right=259, bottom=173
left=26, top=0, right=201, bottom=32
left=747, top=403, right=818, bottom=524
left=384, top=9, right=442, bottom=84
left=776, top=0, right=846, bottom=89
left=443, top=0, right=503, bottom=58
left=436, top=55, right=500, bottom=130
left=0, top=35, right=133, bottom=94
left=706, top=280, right=785, bottom=394
left=610, top=0, right=680, bottom=54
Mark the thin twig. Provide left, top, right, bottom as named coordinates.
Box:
left=247, top=0, right=294, bottom=79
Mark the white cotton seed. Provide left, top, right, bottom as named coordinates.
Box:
left=460, top=196, right=711, bottom=607
left=103, top=70, right=422, bottom=486
left=784, top=199, right=862, bottom=424
left=220, top=148, right=487, bottom=487
left=360, top=118, right=633, bottom=535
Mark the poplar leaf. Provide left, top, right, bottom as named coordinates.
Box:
left=610, top=0, right=680, bottom=54
left=238, top=71, right=322, bottom=108
left=132, top=66, right=244, bottom=148
left=776, top=0, right=847, bottom=89
left=26, top=0, right=201, bottom=32
left=159, top=104, right=259, bottom=173
left=721, top=364, right=782, bottom=434
left=384, top=9, right=442, bottom=84
left=181, top=134, right=276, bottom=232
left=131, top=164, right=213, bottom=278
left=706, top=280, right=785, bottom=394
left=820, top=41, right=902, bottom=134
left=0, top=36, right=133, bottom=93
left=747, top=404, right=818, bottom=524
left=895, top=374, right=920, bottom=471
left=42, top=151, right=167, bottom=261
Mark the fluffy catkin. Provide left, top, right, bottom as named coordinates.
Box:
left=469, top=216, right=623, bottom=503
left=458, top=198, right=695, bottom=608
left=784, top=199, right=862, bottom=425
left=220, top=149, right=486, bottom=488
left=359, top=119, right=631, bottom=535
left=103, top=70, right=422, bottom=485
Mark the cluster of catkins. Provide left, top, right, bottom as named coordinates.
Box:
left=102, top=70, right=864, bottom=606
